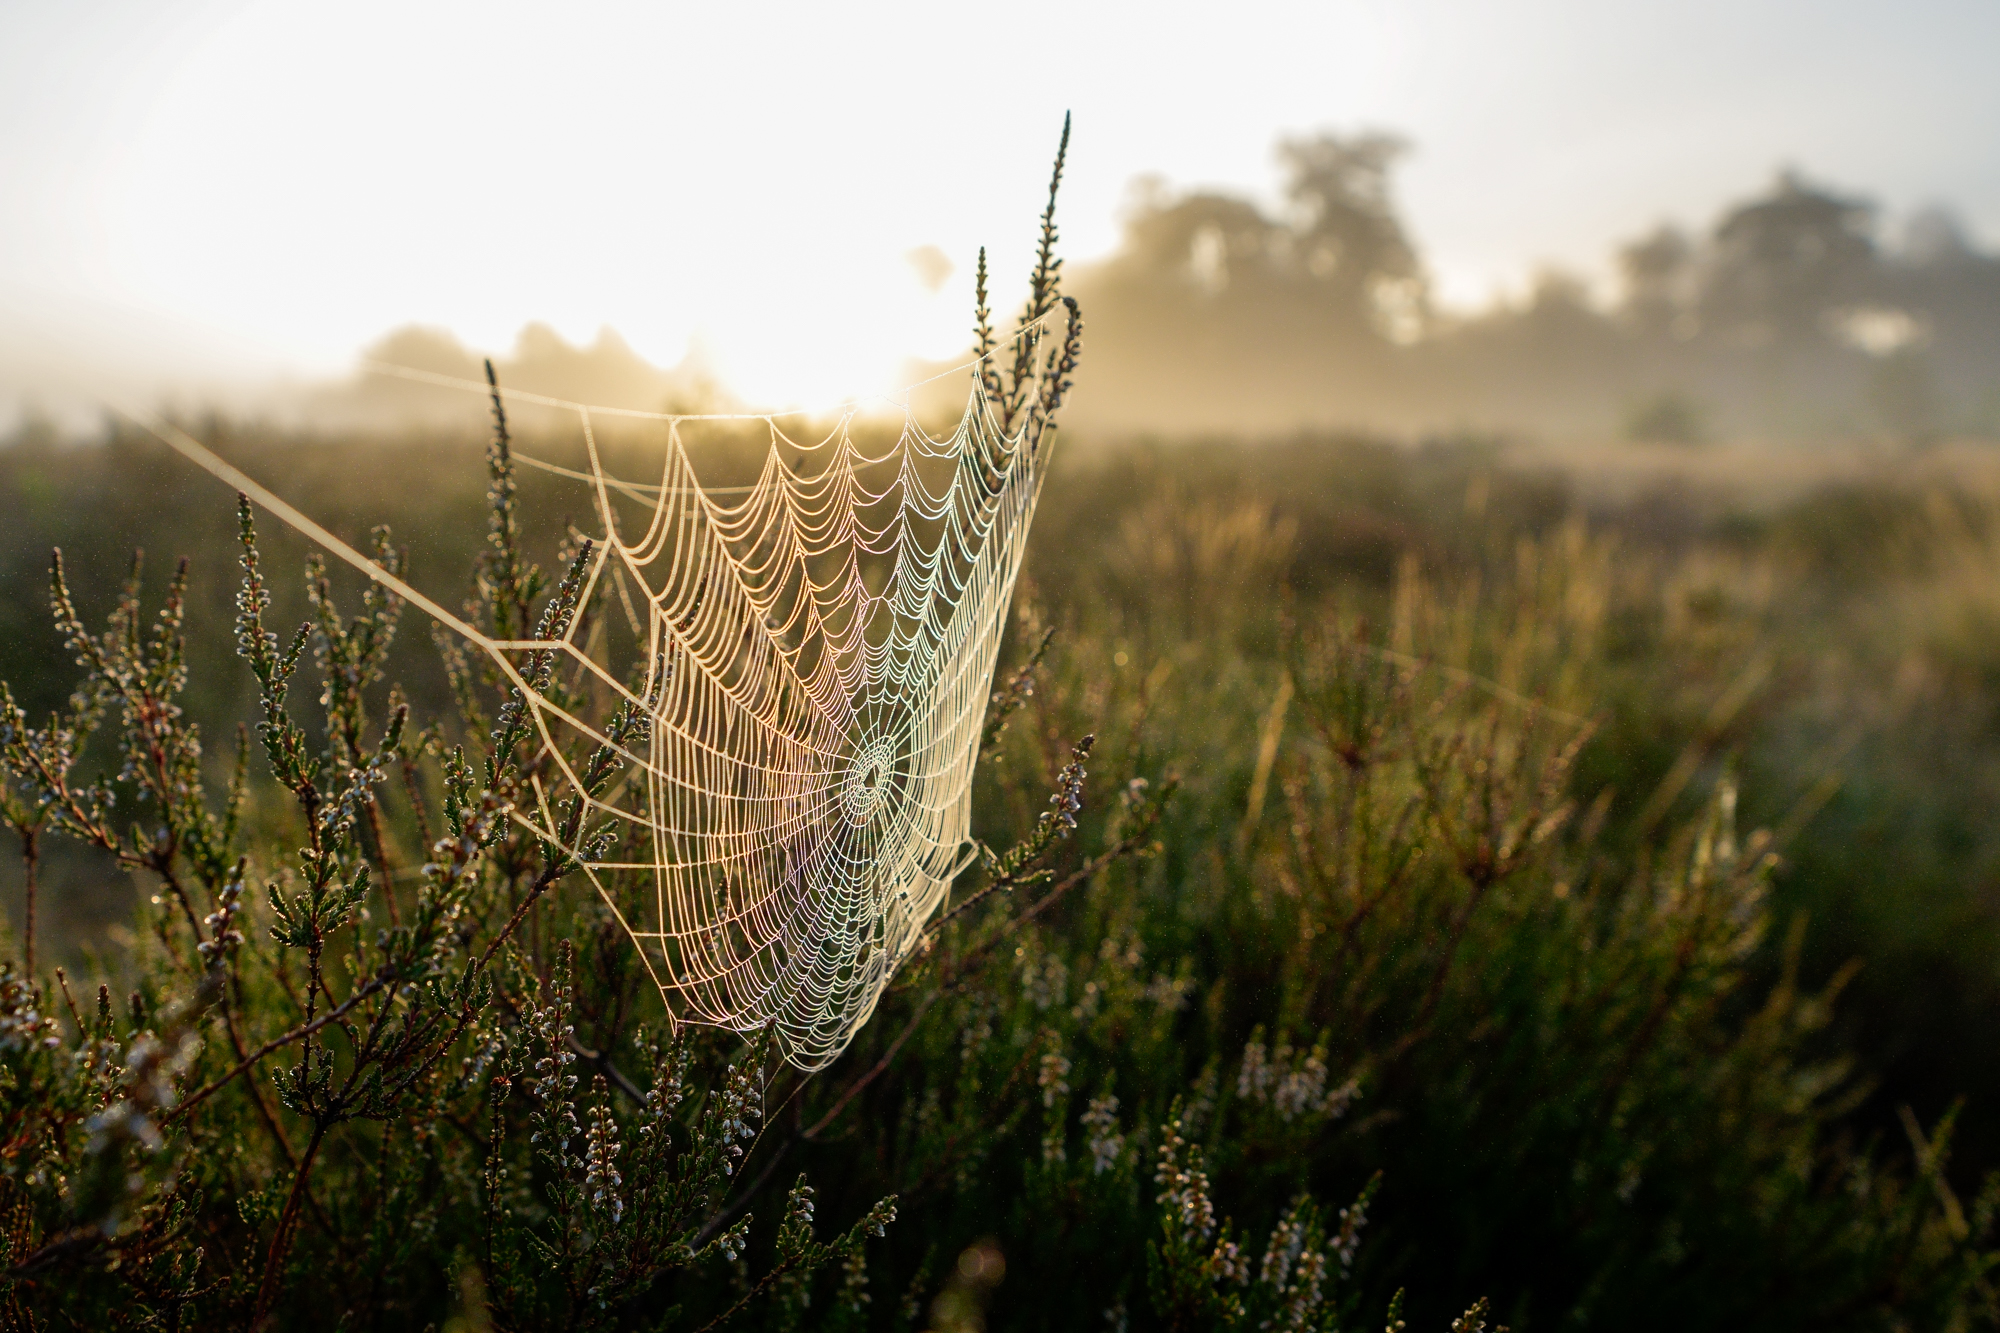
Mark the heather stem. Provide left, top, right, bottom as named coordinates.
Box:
left=20, top=824, right=36, bottom=979
left=253, top=1120, right=328, bottom=1327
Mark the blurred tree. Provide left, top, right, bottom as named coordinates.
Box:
left=1902, top=206, right=1980, bottom=269
left=1617, top=224, right=1696, bottom=339
left=1111, top=186, right=1288, bottom=300
left=1276, top=132, right=1428, bottom=339
left=1869, top=345, right=1943, bottom=442
left=1698, top=171, right=1877, bottom=348
left=1067, top=133, right=1428, bottom=433
left=1881, top=207, right=2000, bottom=426
left=1087, top=132, right=1424, bottom=337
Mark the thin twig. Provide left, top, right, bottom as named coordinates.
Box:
left=806, top=828, right=1155, bottom=1141
left=252, top=1121, right=327, bottom=1326
left=164, top=977, right=391, bottom=1125
left=802, top=990, right=945, bottom=1141
left=693, top=1133, right=795, bottom=1245
left=20, top=825, right=38, bottom=979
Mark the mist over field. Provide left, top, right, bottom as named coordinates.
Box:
left=7, top=0, right=2000, bottom=443
left=19, top=139, right=2000, bottom=448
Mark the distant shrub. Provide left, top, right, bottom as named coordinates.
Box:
left=1623, top=391, right=1709, bottom=446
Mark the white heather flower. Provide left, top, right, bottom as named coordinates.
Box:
left=839, top=1246, right=871, bottom=1312
left=1154, top=1119, right=1218, bottom=1245
left=1082, top=1094, right=1125, bottom=1175
left=1238, top=1034, right=1274, bottom=1102
left=1023, top=949, right=1069, bottom=1011
left=1038, top=1050, right=1072, bottom=1108
left=584, top=1099, right=624, bottom=1223
left=1272, top=1045, right=1325, bottom=1121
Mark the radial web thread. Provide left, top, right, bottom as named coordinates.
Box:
left=139, top=306, right=1078, bottom=1072
left=569, top=347, right=1068, bottom=1070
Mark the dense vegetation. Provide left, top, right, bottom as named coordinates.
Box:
left=4, top=406, right=2000, bottom=1328
left=5, top=161, right=2000, bottom=1326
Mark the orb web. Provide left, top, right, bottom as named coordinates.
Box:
left=142, top=301, right=1079, bottom=1072
left=537, top=338, right=1072, bottom=1070
left=130, top=162, right=1082, bottom=1070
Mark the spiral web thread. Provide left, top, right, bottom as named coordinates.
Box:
left=135, top=308, right=1075, bottom=1071
left=565, top=339, right=1069, bottom=1070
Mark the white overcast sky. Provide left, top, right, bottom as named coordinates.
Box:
left=1, top=0, right=1996, bottom=419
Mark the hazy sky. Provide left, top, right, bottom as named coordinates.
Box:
left=2, top=0, right=1996, bottom=419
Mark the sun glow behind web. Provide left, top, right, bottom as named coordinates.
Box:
left=41, top=4, right=1097, bottom=416
left=118, top=109, right=1088, bottom=1070
left=651, top=252, right=979, bottom=413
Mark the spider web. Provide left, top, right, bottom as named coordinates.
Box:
left=139, top=306, right=1077, bottom=1071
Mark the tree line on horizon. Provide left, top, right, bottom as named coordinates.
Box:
left=1061, top=133, right=2000, bottom=442
left=85, top=131, right=1996, bottom=449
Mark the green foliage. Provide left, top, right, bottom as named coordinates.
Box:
left=4, top=154, right=2000, bottom=1333
left=0, top=448, right=910, bottom=1328
left=2, top=427, right=1998, bottom=1331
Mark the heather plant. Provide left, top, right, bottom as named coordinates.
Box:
left=777, top=517, right=2000, bottom=1330
left=0, top=473, right=914, bottom=1328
